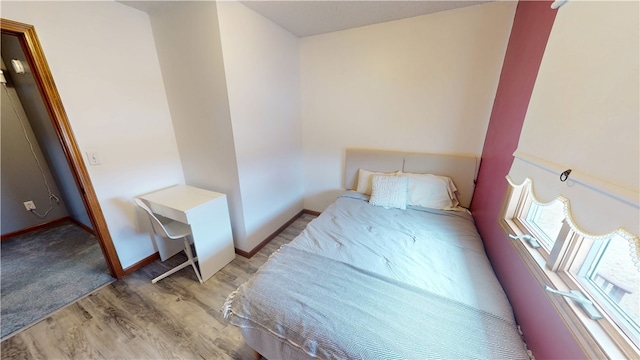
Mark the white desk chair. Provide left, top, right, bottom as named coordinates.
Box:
left=134, top=198, right=203, bottom=284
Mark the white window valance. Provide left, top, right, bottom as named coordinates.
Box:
left=508, top=152, right=639, bottom=236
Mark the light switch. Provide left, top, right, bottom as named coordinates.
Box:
left=87, top=151, right=101, bottom=166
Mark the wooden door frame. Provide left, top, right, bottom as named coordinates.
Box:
left=1, top=18, right=125, bottom=279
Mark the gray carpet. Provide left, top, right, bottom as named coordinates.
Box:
left=1, top=220, right=114, bottom=339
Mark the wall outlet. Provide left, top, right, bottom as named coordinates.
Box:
left=23, top=201, right=36, bottom=211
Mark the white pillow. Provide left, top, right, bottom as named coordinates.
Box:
left=369, top=175, right=408, bottom=210
left=356, top=169, right=398, bottom=195
left=399, top=172, right=459, bottom=209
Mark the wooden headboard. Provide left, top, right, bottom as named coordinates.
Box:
left=344, top=149, right=479, bottom=208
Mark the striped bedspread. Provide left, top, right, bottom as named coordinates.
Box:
left=223, top=244, right=530, bottom=359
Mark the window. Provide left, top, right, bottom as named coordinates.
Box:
left=523, top=199, right=565, bottom=251
left=575, top=233, right=640, bottom=341
left=501, top=178, right=640, bottom=359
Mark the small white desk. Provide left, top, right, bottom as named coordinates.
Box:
left=138, top=185, right=235, bottom=282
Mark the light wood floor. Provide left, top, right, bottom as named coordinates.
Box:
left=1, top=213, right=316, bottom=360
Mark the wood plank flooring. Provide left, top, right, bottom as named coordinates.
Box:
left=1, top=214, right=316, bottom=360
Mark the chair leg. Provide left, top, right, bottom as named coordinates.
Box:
left=151, top=259, right=193, bottom=283
left=150, top=237, right=204, bottom=284
left=183, top=237, right=203, bottom=284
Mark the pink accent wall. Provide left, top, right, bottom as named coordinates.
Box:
left=470, top=1, right=585, bottom=359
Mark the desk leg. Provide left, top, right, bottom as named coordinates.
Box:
left=188, top=199, right=236, bottom=282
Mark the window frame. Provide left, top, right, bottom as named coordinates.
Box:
left=499, top=178, right=640, bottom=359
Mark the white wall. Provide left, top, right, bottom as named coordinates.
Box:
left=1, top=1, right=185, bottom=268
left=300, top=1, right=516, bottom=211
left=1, top=0, right=520, bottom=261
left=519, top=0, right=639, bottom=193
left=149, top=1, right=248, bottom=249
left=217, top=1, right=304, bottom=251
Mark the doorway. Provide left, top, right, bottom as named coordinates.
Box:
left=0, top=19, right=123, bottom=278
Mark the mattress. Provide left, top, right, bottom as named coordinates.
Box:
left=223, top=192, right=530, bottom=359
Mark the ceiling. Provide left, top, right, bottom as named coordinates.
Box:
left=119, top=1, right=493, bottom=37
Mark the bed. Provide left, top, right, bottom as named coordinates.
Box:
left=222, top=149, right=531, bottom=360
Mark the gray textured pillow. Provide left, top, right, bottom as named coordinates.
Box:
left=369, top=175, right=408, bottom=210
